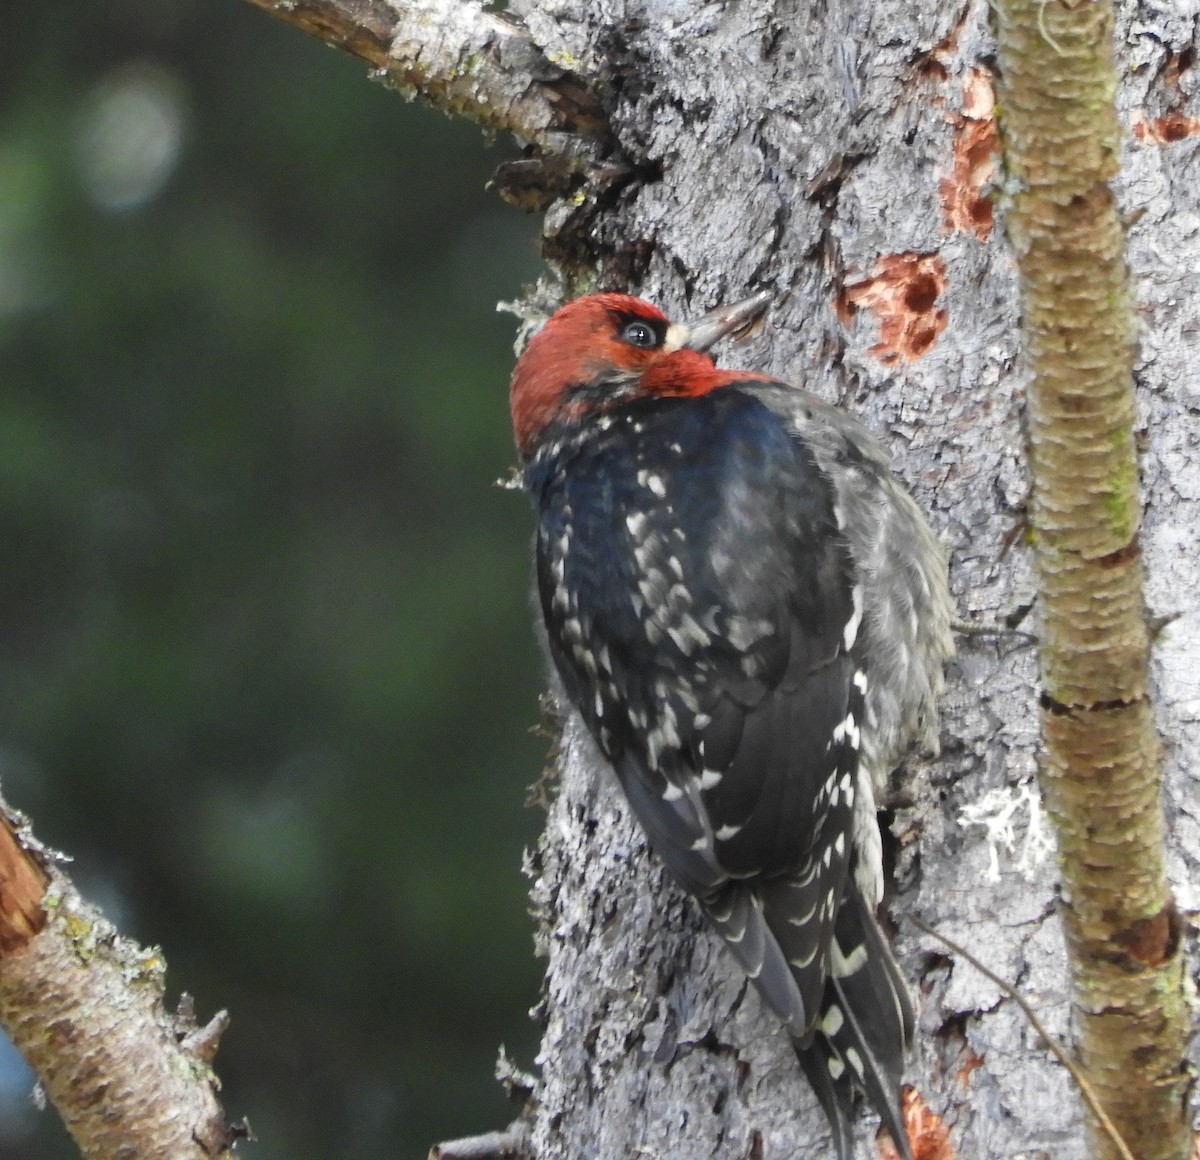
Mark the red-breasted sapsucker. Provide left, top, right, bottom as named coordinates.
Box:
left=509, top=291, right=953, bottom=1160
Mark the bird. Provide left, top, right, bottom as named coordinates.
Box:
left=509, top=289, right=953, bottom=1160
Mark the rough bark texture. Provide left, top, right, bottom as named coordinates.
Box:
left=0, top=801, right=237, bottom=1160
left=500, top=1, right=1200, bottom=1157
left=242, top=0, right=607, bottom=147
left=243, top=0, right=1200, bottom=1156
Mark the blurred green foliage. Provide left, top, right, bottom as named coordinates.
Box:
left=0, top=3, right=549, bottom=1157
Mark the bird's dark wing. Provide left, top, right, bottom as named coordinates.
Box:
left=531, top=386, right=913, bottom=1158
left=533, top=387, right=862, bottom=1031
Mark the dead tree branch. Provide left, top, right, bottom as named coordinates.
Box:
left=241, top=0, right=607, bottom=148
left=0, top=797, right=239, bottom=1160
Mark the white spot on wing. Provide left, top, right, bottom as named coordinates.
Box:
left=636, top=469, right=666, bottom=497
left=725, top=615, right=774, bottom=652
left=648, top=716, right=681, bottom=754
left=830, top=939, right=868, bottom=978
left=786, top=896, right=818, bottom=926
left=707, top=895, right=735, bottom=922
left=844, top=1047, right=864, bottom=1077
left=833, top=712, right=860, bottom=750
left=845, top=715, right=860, bottom=750
left=843, top=584, right=865, bottom=650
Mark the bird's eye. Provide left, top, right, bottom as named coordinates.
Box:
left=620, top=320, right=658, bottom=349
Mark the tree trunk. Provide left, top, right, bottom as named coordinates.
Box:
left=500, top=0, right=1199, bottom=1157
left=245, top=0, right=1200, bottom=1156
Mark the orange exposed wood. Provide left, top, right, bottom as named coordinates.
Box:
left=0, top=813, right=47, bottom=956
left=940, top=70, right=999, bottom=241
left=842, top=253, right=949, bottom=363
left=1132, top=113, right=1200, bottom=143
left=877, top=1087, right=957, bottom=1160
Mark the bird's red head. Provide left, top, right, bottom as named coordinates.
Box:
left=509, top=291, right=772, bottom=456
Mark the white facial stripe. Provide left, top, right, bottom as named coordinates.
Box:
left=662, top=323, right=691, bottom=353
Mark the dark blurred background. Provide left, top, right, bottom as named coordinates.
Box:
left=0, top=4, right=549, bottom=1157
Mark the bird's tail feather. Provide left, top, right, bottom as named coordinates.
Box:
left=795, top=877, right=914, bottom=1160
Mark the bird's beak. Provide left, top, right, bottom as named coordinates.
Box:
left=680, top=290, right=773, bottom=353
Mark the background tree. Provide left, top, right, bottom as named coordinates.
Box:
left=2, top=0, right=1197, bottom=1158
left=0, top=6, right=544, bottom=1157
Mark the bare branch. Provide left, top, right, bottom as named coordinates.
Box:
left=242, top=0, right=607, bottom=148
left=430, top=1123, right=529, bottom=1160
left=0, top=798, right=239, bottom=1160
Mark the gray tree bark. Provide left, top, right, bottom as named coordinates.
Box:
left=498, top=1, right=1200, bottom=1157
left=243, top=0, right=1200, bottom=1155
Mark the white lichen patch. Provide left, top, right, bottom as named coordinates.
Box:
left=958, top=781, right=1055, bottom=883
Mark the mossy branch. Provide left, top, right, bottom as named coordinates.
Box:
left=991, top=1, right=1192, bottom=1157
left=241, top=0, right=607, bottom=148
left=0, top=797, right=239, bottom=1160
